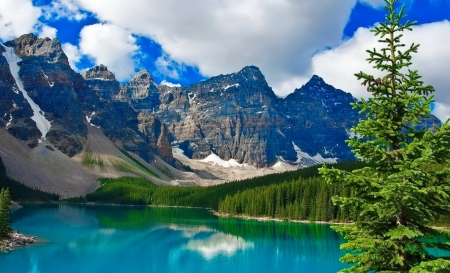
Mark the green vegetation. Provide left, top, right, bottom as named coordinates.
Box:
left=81, top=150, right=106, bottom=172
left=320, top=1, right=450, bottom=272
left=155, top=165, right=174, bottom=179
left=114, top=145, right=159, bottom=177
left=86, top=177, right=157, bottom=205
left=0, top=156, right=59, bottom=202
left=218, top=177, right=353, bottom=222
left=83, top=161, right=366, bottom=215
left=0, top=188, right=11, bottom=238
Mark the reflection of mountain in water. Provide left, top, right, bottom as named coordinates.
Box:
left=6, top=204, right=345, bottom=273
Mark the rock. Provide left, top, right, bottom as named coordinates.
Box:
left=119, top=70, right=161, bottom=110
left=0, top=230, right=37, bottom=252
left=82, top=64, right=120, bottom=101
left=138, top=112, right=173, bottom=163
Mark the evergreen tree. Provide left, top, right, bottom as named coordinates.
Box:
left=320, top=0, right=450, bottom=272
left=0, top=188, right=11, bottom=238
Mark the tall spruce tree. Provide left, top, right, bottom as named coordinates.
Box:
left=0, top=188, right=11, bottom=238
left=319, top=0, right=450, bottom=272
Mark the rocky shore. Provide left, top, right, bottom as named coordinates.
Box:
left=0, top=231, right=37, bottom=252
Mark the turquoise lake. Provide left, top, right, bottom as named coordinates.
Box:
left=0, top=204, right=346, bottom=273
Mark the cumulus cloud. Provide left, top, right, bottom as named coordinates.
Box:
left=71, top=0, right=356, bottom=95
left=311, top=20, right=450, bottom=120
left=358, top=0, right=386, bottom=8
left=41, top=0, right=87, bottom=21
left=160, top=80, right=181, bottom=87
left=0, top=0, right=41, bottom=41
left=155, top=52, right=184, bottom=80
left=79, top=23, right=139, bottom=81
left=38, top=25, right=58, bottom=39
left=62, top=42, right=82, bottom=70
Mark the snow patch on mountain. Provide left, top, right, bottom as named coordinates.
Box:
left=41, top=70, right=54, bottom=87
left=172, top=146, right=189, bottom=159
left=5, top=114, right=12, bottom=128
left=199, top=153, right=243, bottom=168
left=1, top=44, right=52, bottom=140
left=85, top=112, right=100, bottom=128
left=223, top=83, right=239, bottom=91
left=188, top=93, right=196, bottom=104
left=292, top=142, right=337, bottom=167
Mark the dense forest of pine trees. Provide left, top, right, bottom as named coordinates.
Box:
left=83, top=160, right=450, bottom=225
left=217, top=177, right=354, bottom=222
left=84, top=161, right=367, bottom=222
left=0, top=188, right=11, bottom=238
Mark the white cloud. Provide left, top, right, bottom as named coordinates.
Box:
left=311, top=20, right=450, bottom=121
left=41, top=0, right=87, bottom=21
left=155, top=52, right=184, bottom=80
left=62, top=43, right=82, bottom=70
left=358, top=0, right=386, bottom=8
left=160, top=80, right=181, bottom=87
left=78, top=23, right=139, bottom=81
left=38, top=25, right=58, bottom=39
left=72, top=0, right=356, bottom=95
left=0, top=0, right=41, bottom=41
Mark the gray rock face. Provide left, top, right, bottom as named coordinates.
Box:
left=0, top=45, right=39, bottom=147
left=3, top=34, right=88, bottom=154
left=119, top=70, right=161, bottom=110
left=82, top=64, right=120, bottom=101
left=152, top=67, right=439, bottom=167
left=138, top=112, right=174, bottom=163
left=156, top=66, right=294, bottom=166
left=281, top=75, right=361, bottom=161
left=0, top=34, right=174, bottom=164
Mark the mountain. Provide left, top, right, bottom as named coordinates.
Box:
left=0, top=34, right=441, bottom=195
left=155, top=67, right=361, bottom=167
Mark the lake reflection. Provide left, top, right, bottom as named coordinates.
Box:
left=0, top=204, right=345, bottom=273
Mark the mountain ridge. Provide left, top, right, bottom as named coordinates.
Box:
left=0, top=33, right=441, bottom=195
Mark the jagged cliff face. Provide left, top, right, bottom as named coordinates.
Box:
left=0, top=34, right=441, bottom=170
left=119, top=70, right=161, bottom=110
left=156, top=66, right=295, bottom=166
left=280, top=75, right=360, bottom=161
left=82, top=64, right=120, bottom=101
left=0, top=34, right=173, bottom=164
left=153, top=67, right=359, bottom=167
left=1, top=34, right=87, bottom=154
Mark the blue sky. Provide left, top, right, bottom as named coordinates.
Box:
left=1, top=0, right=450, bottom=119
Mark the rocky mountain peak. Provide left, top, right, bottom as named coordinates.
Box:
left=4, top=34, right=69, bottom=66
left=82, top=64, right=116, bottom=81
left=236, top=65, right=265, bottom=82
left=131, top=70, right=153, bottom=84
left=120, top=70, right=160, bottom=109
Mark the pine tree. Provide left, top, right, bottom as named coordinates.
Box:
left=319, top=0, right=450, bottom=272
left=0, top=188, right=11, bottom=238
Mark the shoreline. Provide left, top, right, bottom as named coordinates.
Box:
left=0, top=230, right=37, bottom=252
left=212, top=211, right=350, bottom=225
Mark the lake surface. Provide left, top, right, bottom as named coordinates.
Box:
left=0, top=204, right=346, bottom=273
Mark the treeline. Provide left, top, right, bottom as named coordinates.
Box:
left=86, top=177, right=157, bottom=205
left=71, top=160, right=450, bottom=224
left=0, top=188, right=11, bottom=237
left=0, top=156, right=59, bottom=202
left=217, top=177, right=354, bottom=222
left=84, top=161, right=366, bottom=211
